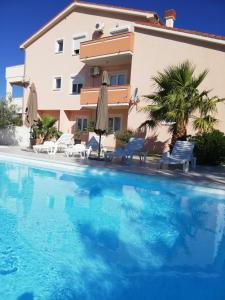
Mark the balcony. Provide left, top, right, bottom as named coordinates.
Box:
left=10, top=97, right=23, bottom=114
left=5, top=65, right=29, bottom=86
left=80, top=33, right=134, bottom=66
left=80, top=85, right=131, bottom=107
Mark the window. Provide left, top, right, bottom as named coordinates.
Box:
left=109, top=73, right=126, bottom=86
left=77, top=117, right=88, bottom=131
left=108, top=116, right=121, bottom=131
left=53, top=77, right=62, bottom=90
left=55, top=39, right=64, bottom=53
left=72, top=83, right=83, bottom=94
left=71, top=76, right=84, bottom=94
left=72, top=33, right=87, bottom=55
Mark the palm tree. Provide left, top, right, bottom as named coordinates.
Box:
left=33, top=115, right=61, bottom=142
left=141, top=61, right=224, bottom=146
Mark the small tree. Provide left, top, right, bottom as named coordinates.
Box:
left=115, top=130, right=134, bottom=143
left=0, top=97, right=20, bottom=128
left=32, top=115, right=61, bottom=142
left=140, top=61, right=225, bottom=146
left=192, top=130, right=225, bottom=165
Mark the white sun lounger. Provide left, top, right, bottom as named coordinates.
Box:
left=33, top=133, right=74, bottom=155
left=64, top=144, right=92, bottom=158
left=105, top=138, right=145, bottom=163
left=158, top=140, right=196, bottom=173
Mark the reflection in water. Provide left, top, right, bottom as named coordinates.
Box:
left=0, top=161, right=225, bottom=299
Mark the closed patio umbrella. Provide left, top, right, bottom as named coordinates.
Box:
left=25, top=83, right=38, bottom=147
left=25, top=83, right=38, bottom=128
left=95, top=71, right=109, bottom=158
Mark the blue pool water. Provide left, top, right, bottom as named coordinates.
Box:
left=0, top=159, right=225, bottom=300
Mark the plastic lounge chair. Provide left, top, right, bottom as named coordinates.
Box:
left=33, top=133, right=74, bottom=155
left=105, top=138, right=145, bottom=163
left=86, top=136, right=107, bottom=156
left=158, top=140, right=196, bottom=173
left=64, top=144, right=92, bottom=158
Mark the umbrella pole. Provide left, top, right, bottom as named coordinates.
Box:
left=29, top=127, right=33, bottom=149
left=98, top=134, right=102, bottom=158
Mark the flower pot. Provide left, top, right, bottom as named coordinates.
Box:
left=74, top=139, right=81, bottom=144
left=116, top=139, right=126, bottom=149
left=31, top=138, right=42, bottom=146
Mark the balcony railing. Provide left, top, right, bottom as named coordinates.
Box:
left=80, top=32, right=134, bottom=61
left=5, top=64, right=29, bottom=85
left=80, top=85, right=131, bottom=106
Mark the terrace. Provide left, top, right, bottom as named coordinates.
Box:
left=0, top=146, right=224, bottom=188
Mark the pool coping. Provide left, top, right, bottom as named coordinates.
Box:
left=0, top=152, right=225, bottom=194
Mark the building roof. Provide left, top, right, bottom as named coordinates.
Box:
left=75, top=0, right=156, bottom=15
left=136, top=21, right=225, bottom=42
left=20, top=0, right=225, bottom=49
left=20, top=1, right=156, bottom=49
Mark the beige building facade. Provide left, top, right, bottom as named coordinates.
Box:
left=6, top=1, right=225, bottom=152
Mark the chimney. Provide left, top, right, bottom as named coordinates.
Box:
left=164, top=9, right=176, bottom=28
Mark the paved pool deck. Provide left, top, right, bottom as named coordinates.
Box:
left=0, top=146, right=225, bottom=189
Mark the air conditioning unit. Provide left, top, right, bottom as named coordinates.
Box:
left=131, top=87, right=139, bottom=103
left=95, top=22, right=105, bottom=33
left=110, top=25, right=133, bottom=35
left=90, top=66, right=101, bottom=77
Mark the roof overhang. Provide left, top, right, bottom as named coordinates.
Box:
left=76, top=1, right=154, bottom=19
left=134, top=23, right=225, bottom=46
left=80, top=51, right=133, bottom=66
left=20, top=1, right=154, bottom=49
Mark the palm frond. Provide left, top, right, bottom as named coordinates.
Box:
left=139, top=119, right=158, bottom=129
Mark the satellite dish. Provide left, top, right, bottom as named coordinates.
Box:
left=131, top=88, right=139, bottom=103
left=95, top=22, right=105, bottom=32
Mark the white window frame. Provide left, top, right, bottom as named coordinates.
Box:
left=76, top=116, right=89, bottom=131
left=109, top=71, right=127, bottom=86
left=72, top=33, right=87, bottom=56
left=108, top=115, right=122, bottom=132
left=70, top=75, right=84, bottom=95
left=53, top=76, right=62, bottom=91
left=55, top=39, right=64, bottom=54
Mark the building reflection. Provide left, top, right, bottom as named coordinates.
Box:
left=0, top=161, right=225, bottom=298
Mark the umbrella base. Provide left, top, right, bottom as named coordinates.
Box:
left=88, top=156, right=105, bottom=162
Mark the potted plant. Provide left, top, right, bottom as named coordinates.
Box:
left=74, top=130, right=83, bottom=144
left=74, top=120, right=95, bottom=144
left=32, top=116, right=61, bottom=145
left=115, top=130, right=134, bottom=148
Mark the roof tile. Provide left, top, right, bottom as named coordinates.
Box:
left=135, top=21, right=225, bottom=42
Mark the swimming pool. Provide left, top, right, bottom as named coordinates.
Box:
left=0, top=157, right=225, bottom=300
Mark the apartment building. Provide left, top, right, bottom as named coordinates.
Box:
left=5, top=1, right=225, bottom=151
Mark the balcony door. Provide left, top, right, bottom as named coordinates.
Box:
left=109, top=72, right=127, bottom=86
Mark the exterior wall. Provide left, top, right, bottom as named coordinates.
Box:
left=23, top=8, right=137, bottom=112
left=80, top=32, right=134, bottom=59
left=5, top=65, right=25, bottom=83
left=5, top=65, right=26, bottom=101
left=38, top=107, right=127, bottom=136
left=0, top=126, right=30, bottom=147
left=22, top=5, right=225, bottom=152
left=87, top=64, right=131, bottom=88
left=80, top=85, right=130, bottom=105
left=130, top=29, right=225, bottom=152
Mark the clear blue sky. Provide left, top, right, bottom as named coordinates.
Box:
left=1, top=0, right=225, bottom=98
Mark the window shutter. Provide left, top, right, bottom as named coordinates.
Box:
left=73, top=33, right=87, bottom=53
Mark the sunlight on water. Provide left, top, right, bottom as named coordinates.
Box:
left=0, top=161, right=225, bottom=300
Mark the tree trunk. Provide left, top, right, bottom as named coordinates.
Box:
left=171, top=124, right=187, bottom=149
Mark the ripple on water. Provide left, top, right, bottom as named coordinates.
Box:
left=0, top=243, right=18, bottom=275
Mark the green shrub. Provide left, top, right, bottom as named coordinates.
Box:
left=87, top=120, right=95, bottom=132
left=0, top=98, right=21, bottom=128
left=192, top=130, right=225, bottom=165
left=32, top=116, right=61, bottom=142
left=115, top=130, right=134, bottom=143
